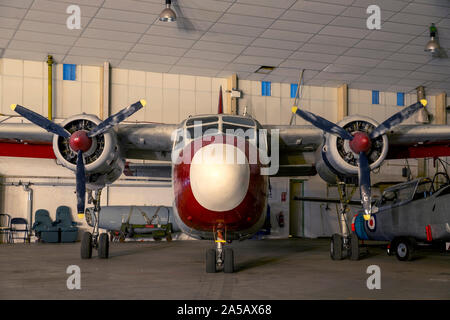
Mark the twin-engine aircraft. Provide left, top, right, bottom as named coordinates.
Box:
left=1, top=88, right=450, bottom=272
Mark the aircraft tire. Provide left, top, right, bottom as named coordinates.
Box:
left=223, top=248, right=234, bottom=273
left=80, top=232, right=92, bottom=259
left=350, top=233, right=360, bottom=261
left=206, top=249, right=216, bottom=273
left=98, top=233, right=109, bottom=259
left=394, top=237, right=414, bottom=261
left=330, top=234, right=343, bottom=260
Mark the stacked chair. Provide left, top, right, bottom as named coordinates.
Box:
left=33, top=206, right=79, bottom=243
left=55, top=206, right=78, bottom=242
left=32, top=209, right=59, bottom=243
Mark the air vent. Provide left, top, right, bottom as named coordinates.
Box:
left=255, top=66, right=275, bottom=74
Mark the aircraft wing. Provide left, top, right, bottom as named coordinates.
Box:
left=386, top=124, right=450, bottom=159
left=0, top=122, right=177, bottom=161
left=265, top=123, right=450, bottom=160
left=117, top=123, right=177, bottom=161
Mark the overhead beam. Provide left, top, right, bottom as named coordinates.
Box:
left=435, top=92, right=447, bottom=125
left=227, top=74, right=238, bottom=115
left=100, top=62, right=110, bottom=120
left=337, top=84, right=348, bottom=121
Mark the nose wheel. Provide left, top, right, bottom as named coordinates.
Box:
left=80, top=189, right=109, bottom=259
left=206, top=226, right=234, bottom=273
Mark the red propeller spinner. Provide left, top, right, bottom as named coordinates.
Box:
left=69, top=130, right=92, bottom=152
left=349, top=131, right=372, bottom=154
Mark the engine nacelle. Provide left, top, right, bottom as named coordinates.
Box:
left=315, top=115, right=389, bottom=184
left=52, top=114, right=124, bottom=189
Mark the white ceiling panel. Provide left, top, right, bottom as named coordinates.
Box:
left=251, top=38, right=301, bottom=51
left=242, top=46, right=293, bottom=59
left=270, top=20, right=324, bottom=34
left=236, top=0, right=297, bottom=9
left=132, top=44, right=187, bottom=57
left=209, top=23, right=264, bottom=37
left=183, top=49, right=237, bottom=62
left=352, top=0, right=409, bottom=12
left=125, top=52, right=180, bottom=65
left=0, top=0, right=449, bottom=94
left=31, top=0, right=100, bottom=17
left=176, top=57, right=228, bottom=69
left=200, top=31, right=255, bottom=45
left=139, top=35, right=196, bottom=48
left=8, top=39, right=71, bottom=55
left=95, top=8, right=158, bottom=24
left=289, top=51, right=338, bottom=63
left=228, top=3, right=284, bottom=19
left=88, top=18, right=149, bottom=34
left=291, top=1, right=347, bottom=15
left=402, top=3, right=449, bottom=18
left=76, top=37, right=135, bottom=51
left=280, top=10, right=335, bottom=25
left=0, top=17, right=21, bottom=29
left=191, top=40, right=246, bottom=54
left=234, top=55, right=285, bottom=67
left=280, top=59, right=328, bottom=70
left=307, top=34, right=360, bottom=47
left=260, top=29, right=313, bottom=42
left=344, top=48, right=392, bottom=60
left=0, top=6, right=28, bottom=19
left=218, top=13, right=273, bottom=28
left=300, top=43, right=349, bottom=55
left=1, top=0, right=33, bottom=9
left=69, top=47, right=127, bottom=60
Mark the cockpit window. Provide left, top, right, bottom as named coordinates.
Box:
left=414, top=180, right=433, bottom=200
left=186, top=124, right=219, bottom=139
left=222, top=116, right=255, bottom=127
left=222, top=123, right=255, bottom=140
left=186, top=116, right=218, bottom=127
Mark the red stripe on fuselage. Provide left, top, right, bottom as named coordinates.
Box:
left=173, top=135, right=268, bottom=233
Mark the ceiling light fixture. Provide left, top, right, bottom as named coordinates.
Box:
left=424, top=23, right=441, bottom=56
left=159, top=0, right=176, bottom=22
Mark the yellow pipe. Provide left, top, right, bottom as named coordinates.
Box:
left=47, top=55, right=53, bottom=121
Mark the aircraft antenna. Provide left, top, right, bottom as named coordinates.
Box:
left=289, top=69, right=304, bottom=126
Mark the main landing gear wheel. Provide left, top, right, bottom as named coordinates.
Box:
left=330, top=233, right=344, bottom=260
left=350, top=233, right=360, bottom=261
left=98, top=233, right=109, bottom=259
left=394, top=237, right=415, bottom=261
left=223, top=248, right=234, bottom=273
left=206, top=249, right=216, bottom=273
left=80, top=232, right=92, bottom=259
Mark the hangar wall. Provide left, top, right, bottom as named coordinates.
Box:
left=0, top=58, right=445, bottom=239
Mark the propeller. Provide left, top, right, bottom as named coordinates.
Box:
left=10, top=99, right=146, bottom=216
left=292, top=99, right=427, bottom=220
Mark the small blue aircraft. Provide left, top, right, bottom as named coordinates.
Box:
left=352, top=172, right=450, bottom=261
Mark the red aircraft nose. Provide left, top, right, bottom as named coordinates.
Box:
left=349, top=131, right=372, bottom=154
left=69, top=130, right=92, bottom=152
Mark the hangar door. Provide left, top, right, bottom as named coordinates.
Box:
left=289, top=180, right=304, bottom=237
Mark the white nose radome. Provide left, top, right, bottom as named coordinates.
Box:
left=190, top=143, right=250, bottom=212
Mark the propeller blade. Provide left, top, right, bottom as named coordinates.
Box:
left=358, top=152, right=372, bottom=221
left=292, top=107, right=354, bottom=140
left=88, top=100, right=146, bottom=137
left=370, top=99, right=427, bottom=139
left=10, top=104, right=71, bottom=138
left=76, top=150, right=86, bottom=217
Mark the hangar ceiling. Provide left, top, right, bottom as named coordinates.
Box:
left=0, top=0, right=449, bottom=94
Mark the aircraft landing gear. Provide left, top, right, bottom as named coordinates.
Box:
left=392, top=237, right=415, bottom=261
left=330, top=182, right=362, bottom=261
left=206, top=225, right=234, bottom=273
left=80, top=189, right=109, bottom=259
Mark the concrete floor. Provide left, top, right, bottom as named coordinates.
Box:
left=0, top=238, right=448, bottom=300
